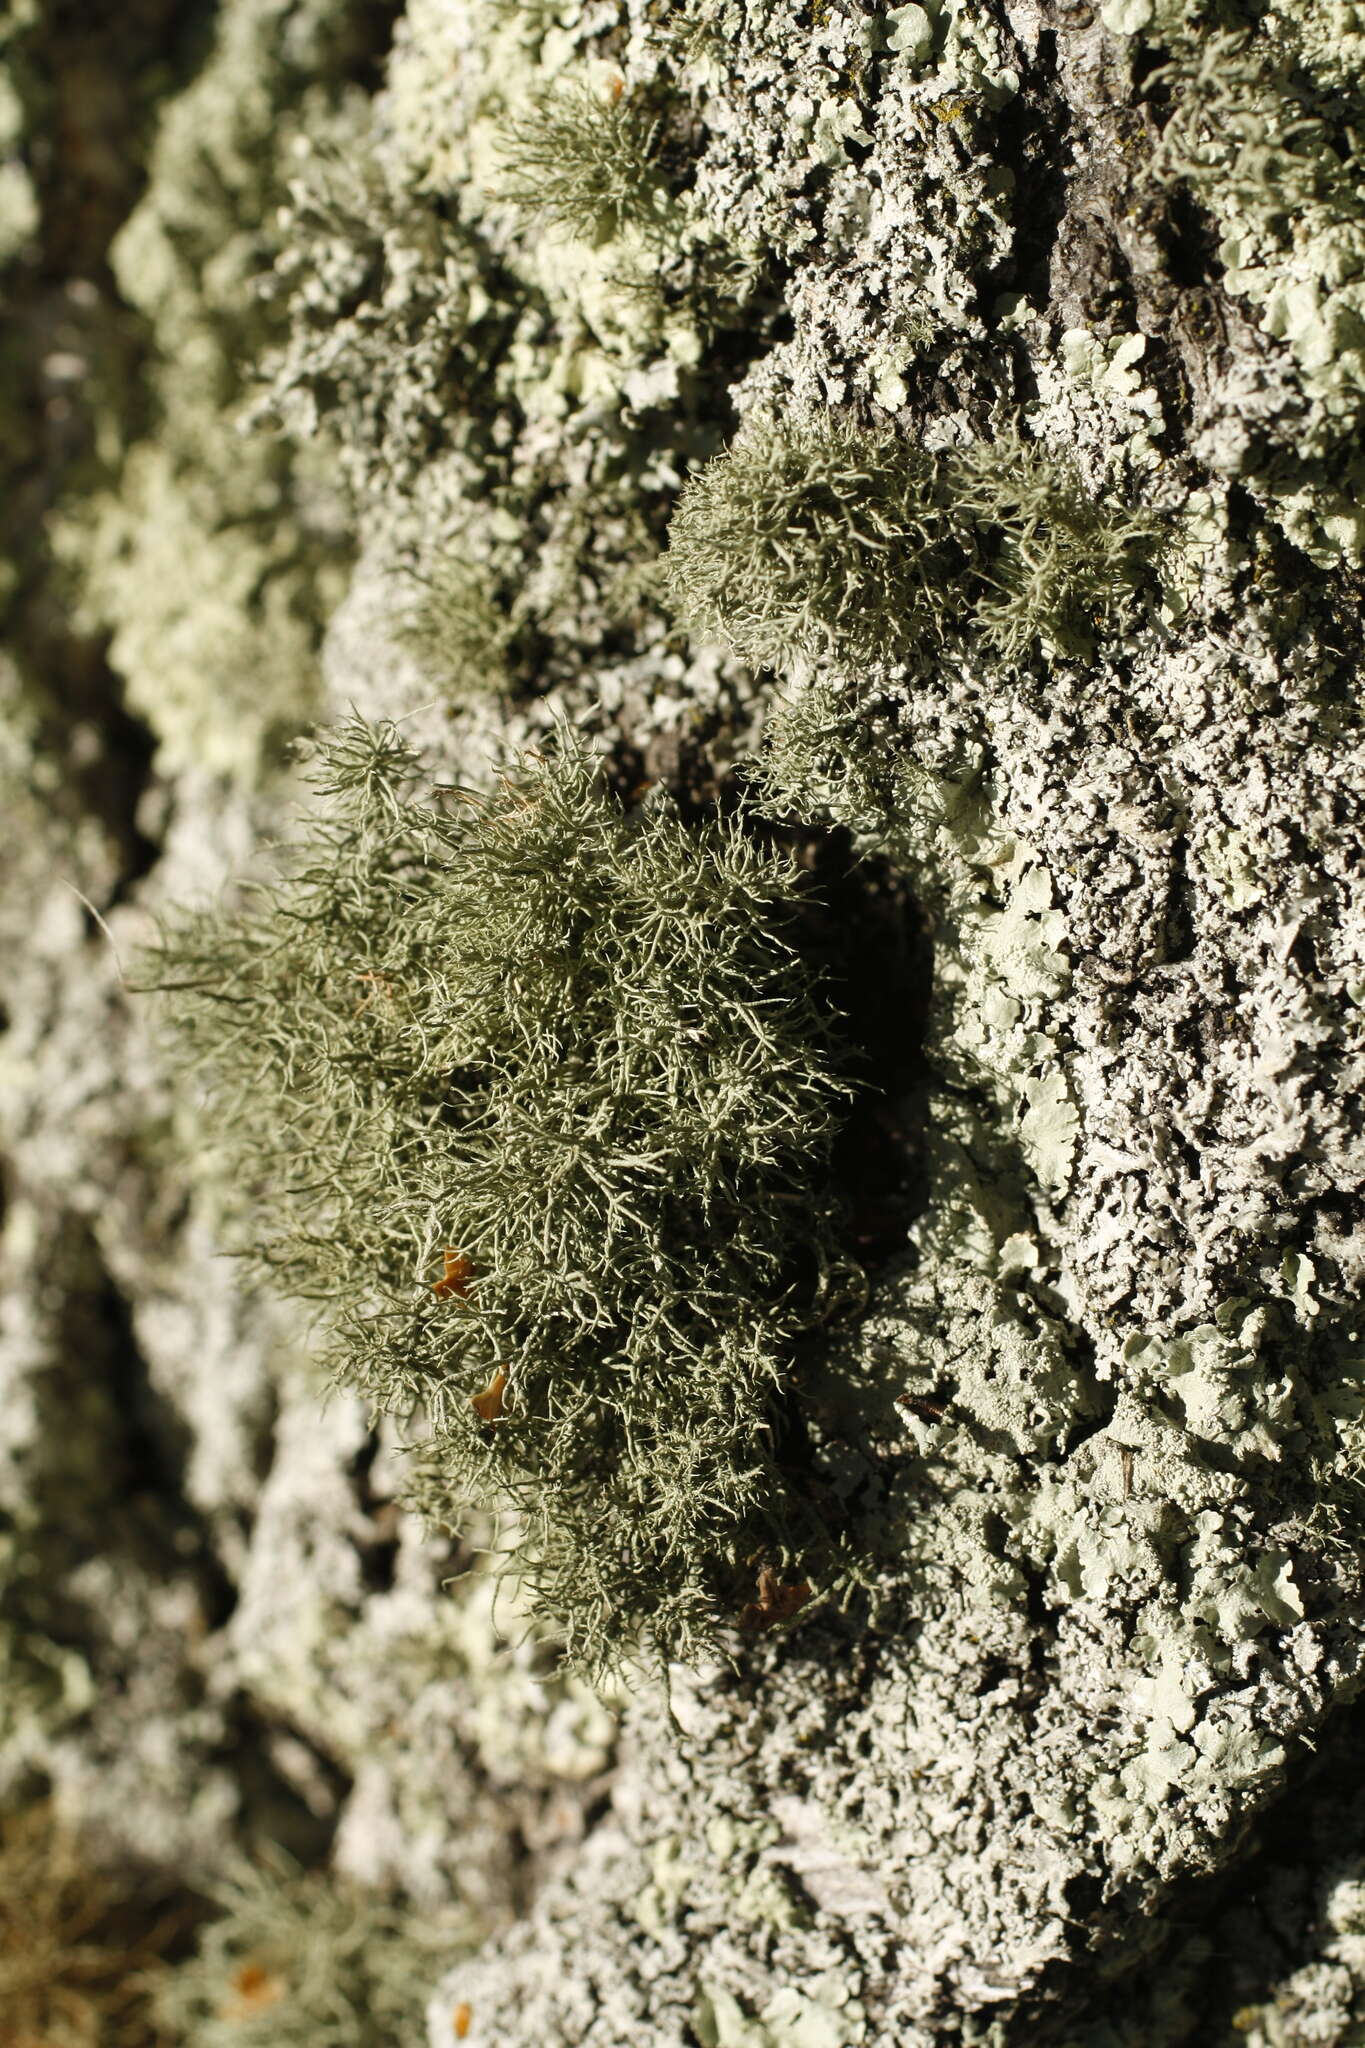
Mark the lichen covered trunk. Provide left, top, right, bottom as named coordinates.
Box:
left=2, top=1, right=1364, bottom=2045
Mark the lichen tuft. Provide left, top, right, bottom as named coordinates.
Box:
left=146, top=717, right=855, bottom=1672
left=664, top=413, right=1166, bottom=671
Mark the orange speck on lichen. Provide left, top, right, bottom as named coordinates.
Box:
left=471, top=1367, right=507, bottom=1424
left=453, top=2001, right=473, bottom=2039
left=352, top=970, right=395, bottom=1015
left=221, top=1960, right=285, bottom=2019
left=433, top=1250, right=475, bottom=1300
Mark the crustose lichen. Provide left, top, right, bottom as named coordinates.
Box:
left=146, top=719, right=854, bottom=1673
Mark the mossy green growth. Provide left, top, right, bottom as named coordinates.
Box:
left=156, top=1852, right=460, bottom=2048
left=664, top=414, right=1165, bottom=670
left=147, top=719, right=853, bottom=1672
left=53, top=0, right=379, bottom=776
left=755, top=675, right=979, bottom=844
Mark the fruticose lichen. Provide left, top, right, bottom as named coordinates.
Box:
left=7, top=0, right=1365, bottom=2042
left=496, top=79, right=667, bottom=244
left=665, top=415, right=1166, bottom=669
left=156, top=1851, right=463, bottom=2048
left=148, top=717, right=855, bottom=1671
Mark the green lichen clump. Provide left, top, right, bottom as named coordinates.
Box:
left=664, top=414, right=1166, bottom=670
left=496, top=80, right=666, bottom=243
left=148, top=719, right=852, bottom=1671
left=55, top=0, right=382, bottom=777
left=396, top=557, right=513, bottom=699
left=156, top=1853, right=456, bottom=2048
left=754, top=675, right=974, bottom=843
left=257, top=130, right=506, bottom=503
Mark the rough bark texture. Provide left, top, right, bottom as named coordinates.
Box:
left=2, top=1, right=1363, bottom=2043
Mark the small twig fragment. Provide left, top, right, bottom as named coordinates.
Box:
left=896, top=1393, right=947, bottom=1423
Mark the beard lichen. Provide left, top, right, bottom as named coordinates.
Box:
left=663, top=413, right=1168, bottom=671
left=495, top=78, right=668, bottom=245
left=146, top=717, right=856, bottom=1673
left=154, top=1850, right=462, bottom=2048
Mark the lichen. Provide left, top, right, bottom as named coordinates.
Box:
left=665, top=414, right=1165, bottom=671
left=146, top=717, right=855, bottom=1671
left=1130, top=5, right=1365, bottom=559
left=157, top=1850, right=465, bottom=2048
left=495, top=78, right=668, bottom=244
left=9, top=1, right=1365, bottom=2043
left=53, top=0, right=378, bottom=778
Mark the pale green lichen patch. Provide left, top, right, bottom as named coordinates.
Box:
left=243, top=0, right=792, bottom=752
left=157, top=1851, right=470, bottom=2048
left=53, top=0, right=374, bottom=776
left=1139, top=8, right=1365, bottom=558
left=694, top=1975, right=867, bottom=2048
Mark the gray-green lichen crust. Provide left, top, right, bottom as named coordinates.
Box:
left=3, top=0, right=1365, bottom=2041
left=378, top=0, right=1364, bottom=2037
left=54, top=0, right=378, bottom=777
